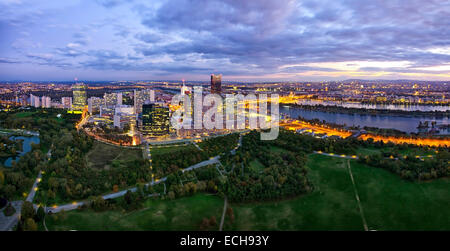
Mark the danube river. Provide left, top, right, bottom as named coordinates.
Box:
left=296, top=100, right=449, bottom=112
left=2, top=135, right=40, bottom=167
left=281, top=106, right=450, bottom=135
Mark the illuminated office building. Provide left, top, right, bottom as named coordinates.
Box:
left=141, top=102, right=170, bottom=137
left=88, top=97, right=103, bottom=114
left=72, top=83, right=87, bottom=111
left=114, top=113, right=137, bottom=129
left=211, top=74, right=222, bottom=94
left=117, top=92, right=123, bottom=106
left=104, top=93, right=119, bottom=107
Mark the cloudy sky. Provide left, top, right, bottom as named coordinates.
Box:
left=0, top=0, right=449, bottom=81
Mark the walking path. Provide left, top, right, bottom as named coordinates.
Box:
left=313, top=151, right=358, bottom=159
left=346, top=160, right=368, bottom=231
left=0, top=149, right=50, bottom=231
left=192, top=141, right=203, bottom=151
left=219, top=196, right=228, bottom=231
left=46, top=155, right=221, bottom=214
left=26, top=171, right=43, bottom=202
left=34, top=132, right=244, bottom=215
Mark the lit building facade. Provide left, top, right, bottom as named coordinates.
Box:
left=134, top=89, right=155, bottom=114
left=41, top=96, right=51, bottom=108
left=104, top=92, right=122, bottom=107
left=61, top=97, right=72, bottom=109
left=88, top=97, right=103, bottom=114
left=72, top=83, right=87, bottom=111
left=211, top=74, right=222, bottom=93
left=141, top=102, right=170, bottom=137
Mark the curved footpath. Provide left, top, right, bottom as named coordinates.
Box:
left=44, top=133, right=244, bottom=214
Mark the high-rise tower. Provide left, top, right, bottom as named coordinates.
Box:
left=72, top=83, right=87, bottom=111
left=141, top=102, right=170, bottom=137
left=211, top=74, right=222, bottom=94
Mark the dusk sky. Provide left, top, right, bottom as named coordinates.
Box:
left=0, top=0, right=449, bottom=82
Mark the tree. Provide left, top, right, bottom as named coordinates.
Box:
left=21, top=201, right=35, bottom=221
left=0, top=170, right=4, bottom=186
left=36, top=206, right=45, bottom=222
left=3, top=203, right=16, bottom=216
left=209, top=216, right=217, bottom=226
left=167, top=191, right=175, bottom=200
left=91, top=196, right=107, bottom=212
left=23, top=218, right=38, bottom=231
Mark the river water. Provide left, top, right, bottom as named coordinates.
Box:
left=281, top=106, right=450, bottom=135
left=2, top=135, right=40, bottom=167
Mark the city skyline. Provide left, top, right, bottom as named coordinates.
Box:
left=0, top=0, right=450, bottom=82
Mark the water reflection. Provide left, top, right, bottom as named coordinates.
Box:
left=3, top=135, right=40, bottom=167
left=281, top=106, right=450, bottom=135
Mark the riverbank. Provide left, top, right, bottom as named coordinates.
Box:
left=288, top=104, right=450, bottom=118
left=281, top=106, right=450, bottom=135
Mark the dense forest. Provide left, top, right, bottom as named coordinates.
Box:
left=198, top=133, right=240, bottom=157
left=219, top=131, right=312, bottom=202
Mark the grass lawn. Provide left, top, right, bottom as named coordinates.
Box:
left=13, top=111, right=35, bottom=118
left=45, top=194, right=224, bottom=231
left=224, top=154, right=449, bottom=230
left=44, top=154, right=449, bottom=231
left=350, top=161, right=449, bottom=230
left=150, top=143, right=196, bottom=155
left=249, top=159, right=265, bottom=172
left=225, top=155, right=363, bottom=230
left=86, top=141, right=143, bottom=169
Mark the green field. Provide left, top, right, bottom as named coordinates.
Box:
left=44, top=154, right=449, bottom=231
left=249, top=159, right=265, bottom=172
left=86, top=141, right=143, bottom=169
left=150, top=143, right=197, bottom=155
left=45, top=194, right=224, bottom=231
left=224, top=155, right=449, bottom=230
left=13, top=111, right=35, bottom=118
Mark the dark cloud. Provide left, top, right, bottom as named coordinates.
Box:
left=131, top=0, right=450, bottom=75
left=6, top=0, right=448, bottom=80
left=95, top=0, right=133, bottom=8
left=0, top=57, right=21, bottom=64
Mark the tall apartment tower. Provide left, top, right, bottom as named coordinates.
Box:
left=211, top=74, right=222, bottom=94
left=116, top=92, right=123, bottom=106
left=61, top=97, right=72, bottom=109
left=41, top=96, right=51, bottom=108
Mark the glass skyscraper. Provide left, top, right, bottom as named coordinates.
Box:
left=142, top=103, right=170, bottom=137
